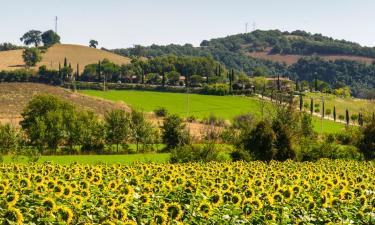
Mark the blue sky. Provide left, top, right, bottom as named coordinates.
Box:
left=1, top=0, right=374, bottom=49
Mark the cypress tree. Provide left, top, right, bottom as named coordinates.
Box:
left=358, top=113, right=363, bottom=126
left=58, top=62, right=62, bottom=82
left=141, top=69, right=144, bottom=84
left=262, top=83, right=265, bottom=98
left=345, top=109, right=350, bottom=126
left=322, top=100, right=325, bottom=118
left=310, top=98, right=313, bottom=115
left=299, top=95, right=303, bottom=111
left=296, top=80, right=299, bottom=92
left=314, top=74, right=318, bottom=92
left=98, top=61, right=101, bottom=81
left=76, top=63, right=79, bottom=77
left=64, top=57, right=67, bottom=67
left=333, top=106, right=336, bottom=122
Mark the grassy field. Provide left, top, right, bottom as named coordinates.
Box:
left=305, top=92, right=375, bottom=117
left=2, top=153, right=170, bottom=164
left=0, top=44, right=130, bottom=72
left=82, top=90, right=346, bottom=133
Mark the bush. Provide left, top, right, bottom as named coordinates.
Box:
left=300, top=143, right=363, bottom=161
left=204, top=84, right=229, bottom=96
left=169, top=144, right=229, bottom=163
left=154, top=107, right=168, bottom=117
left=202, top=113, right=226, bottom=126
left=358, top=121, right=375, bottom=160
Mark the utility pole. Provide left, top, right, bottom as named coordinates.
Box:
left=55, top=16, right=58, bottom=34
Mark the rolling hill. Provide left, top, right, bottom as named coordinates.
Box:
left=112, top=30, right=375, bottom=97
left=0, top=44, right=130, bottom=72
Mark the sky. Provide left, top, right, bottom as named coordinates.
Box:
left=1, top=0, right=375, bottom=49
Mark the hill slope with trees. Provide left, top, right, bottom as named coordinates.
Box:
left=112, top=30, right=375, bottom=97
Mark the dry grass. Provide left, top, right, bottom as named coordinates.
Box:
left=0, top=83, right=129, bottom=125
left=247, top=51, right=375, bottom=65
left=0, top=44, right=130, bottom=72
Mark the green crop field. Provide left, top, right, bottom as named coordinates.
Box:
left=82, top=90, right=346, bottom=133
left=1, top=153, right=170, bottom=165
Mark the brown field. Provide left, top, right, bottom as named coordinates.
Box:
left=0, top=83, right=129, bottom=125
left=247, top=51, right=375, bottom=65
left=0, top=44, right=130, bottom=72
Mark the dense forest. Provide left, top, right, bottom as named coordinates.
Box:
left=112, top=30, right=375, bottom=97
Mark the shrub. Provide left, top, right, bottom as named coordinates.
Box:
left=170, top=144, right=228, bottom=163
left=154, top=107, right=168, bottom=117
left=358, top=121, right=375, bottom=160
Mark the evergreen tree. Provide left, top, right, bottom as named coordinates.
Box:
left=345, top=109, right=350, bottom=126
left=310, top=98, right=313, bottom=115
left=299, top=95, right=303, bottom=111
left=322, top=100, right=325, bottom=118
left=333, top=106, right=336, bottom=122
left=277, top=74, right=281, bottom=91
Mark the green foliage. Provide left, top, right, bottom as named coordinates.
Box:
left=204, top=83, right=229, bottom=95
left=358, top=121, right=375, bottom=160
left=129, top=109, right=157, bottom=152
left=89, top=40, right=98, bottom=48
left=41, top=30, right=60, bottom=46
left=22, top=47, right=42, bottom=67
left=104, top=109, right=130, bottom=152
left=20, top=30, right=42, bottom=47
left=0, top=123, right=21, bottom=155
left=242, top=120, right=276, bottom=161
left=153, top=107, right=168, bottom=117
left=0, top=42, right=23, bottom=51
left=169, top=144, right=228, bottom=163
left=161, top=114, right=190, bottom=150
left=20, top=94, right=75, bottom=152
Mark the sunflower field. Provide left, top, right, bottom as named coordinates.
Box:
left=0, top=160, right=374, bottom=224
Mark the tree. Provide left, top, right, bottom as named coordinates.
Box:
left=300, top=113, right=314, bottom=138
left=0, top=123, right=20, bottom=155
left=242, top=120, right=275, bottom=161
left=89, top=40, right=98, bottom=48
left=345, top=109, right=350, bottom=126
left=333, top=106, right=337, bottom=122
left=20, top=94, right=75, bottom=152
left=104, top=109, right=130, bottom=152
left=161, top=114, right=190, bottom=150
left=299, top=95, right=303, bottom=111
left=22, top=48, right=42, bottom=67
left=130, top=109, right=156, bottom=152
left=325, top=108, right=332, bottom=117
left=20, top=30, right=42, bottom=47
left=359, top=121, right=375, bottom=160
left=41, top=30, right=60, bottom=46
left=310, top=98, right=313, bottom=115
left=350, top=114, right=358, bottom=125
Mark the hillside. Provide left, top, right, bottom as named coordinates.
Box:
left=112, top=30, right=375, bottom=97
left=0, top=83, right=129, bottom=125
left=0, top=44, right=130, bottom=72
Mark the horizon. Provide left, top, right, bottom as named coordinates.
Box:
left=1, top=0, right=375, bottom=49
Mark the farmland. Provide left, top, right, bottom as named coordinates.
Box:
left=82, top=90, right=346, bottom=133
left=0, top=44, right=130, bottom=72
left=0, top=160, right=373, bottom=224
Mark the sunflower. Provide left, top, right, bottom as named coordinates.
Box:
left=265, top=212, right=277, bottom=221
left=71, top=195, right=84, bottom=209
left=42, top=197, right=57, bottom=212
left=62, top=186, right=73, bottom=198
left=19, top=177, right=31, bottom=190
left=198, top=201, right=212, bottom=217
left=53, top=184, right=64, bottom=197
left=123, top=220, right=137, bottom=225
left=56, top=206, right=73, bottom=224
left=165, top=202, right=183, bottom=221
left=6, top=190, right=19, bottom=207
left=4, top=207, right=23, bottom=225
left=241, top=200, right=253, bottom=217
left=231, top=193, right=242, bottom=206
left=250, top=198, right=263, bottom=211
left=152, top=213, right=168, bottom=225
left=110, top=205, right=127, bottom=221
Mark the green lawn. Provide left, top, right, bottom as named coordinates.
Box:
left=2, top=153, right=170, bottom=165
left=82, top=90, right=345, bottom=133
